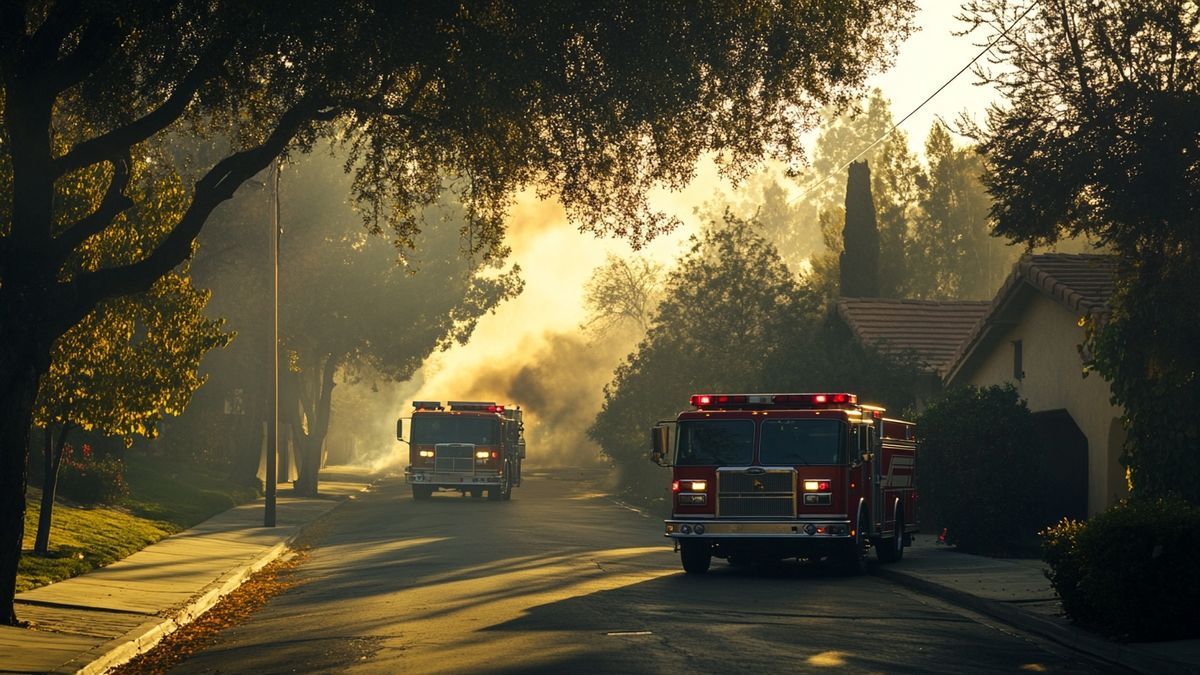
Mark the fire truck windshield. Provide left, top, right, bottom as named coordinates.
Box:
left=675, top=420, right=753, bottom=466
left=759, top=419, right=844, bottom=465
left=411, top=416, right=499, bottom=445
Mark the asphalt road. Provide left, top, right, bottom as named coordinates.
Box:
left=172, top=470, right=1105, bottom=674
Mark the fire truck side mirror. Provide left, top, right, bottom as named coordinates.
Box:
left=650, top=425, right=671, bottom=467
left=396, top=418, right=404, bottom=442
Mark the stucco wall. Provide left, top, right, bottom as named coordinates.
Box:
left=950, top=288, right=1126, bottom=515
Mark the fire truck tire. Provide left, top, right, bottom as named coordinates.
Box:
left=844, top=506, right=869, bottom=575
left=876, top=507, right=904, bottom=563
left=412, top=485, right=434, bottom=500
left=470, top=488, right=484, bottom=498
left=488, top=464, right=512, bottom=501
left=680, top=540, right=711, bottom=574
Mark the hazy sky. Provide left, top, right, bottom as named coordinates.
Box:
left=388, top=2, right=1004, bottom=464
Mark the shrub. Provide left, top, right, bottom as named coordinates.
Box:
left=916, top=385, right=1043, bottom=555
left=1041, top=497, right=1200, bottom=641
left=57, top=444, right=129, bottom=505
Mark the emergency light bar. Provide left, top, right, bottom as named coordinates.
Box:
left=689, top=392, right=858, bottom=409
left=448, top=401, right=506, bottom=413
left=412, top=400, right=443, bottom=410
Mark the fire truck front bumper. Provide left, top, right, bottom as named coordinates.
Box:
left=665, top=519, right=853, bottom=540
left=406, top=468, right=502, bottom=487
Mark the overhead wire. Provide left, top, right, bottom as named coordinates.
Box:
left=786, top=0, right=1042, bottom=206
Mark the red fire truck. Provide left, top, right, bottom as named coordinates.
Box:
left=650, top=393, right=917, bottom=574
left=398, top=400, right=525, bottom=501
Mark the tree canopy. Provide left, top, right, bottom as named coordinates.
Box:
left=1, top=0, right=918, bottom=624
left=589, top=214, right=815, bottom=494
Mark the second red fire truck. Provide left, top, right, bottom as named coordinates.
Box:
left=650, top=392, right=917, bottom=574
left=399, top=400, right=525, bottom=501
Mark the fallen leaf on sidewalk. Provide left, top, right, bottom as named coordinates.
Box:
left=110, top=547, right=311, bottom=674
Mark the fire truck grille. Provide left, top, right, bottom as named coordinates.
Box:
left=718, top=471, right=796, bottom=517
left=434, top=444, right=474, bottom=473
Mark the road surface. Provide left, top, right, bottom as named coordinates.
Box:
left=172, top=470, right=1107, bottom=673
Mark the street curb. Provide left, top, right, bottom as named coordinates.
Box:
left=874, top=566, right=1194, bottom=675
left=55, top=483, right=372, bottom=674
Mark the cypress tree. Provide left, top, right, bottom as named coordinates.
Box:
left=840, top=160, right=881, bottom=297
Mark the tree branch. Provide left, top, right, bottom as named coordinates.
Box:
left=52, top=41, right=230, bottom=176
left=39, top=12, right=124, bottom=97
left=52, top=151, right=133, bottom=264
left=347, top=65, right=440, bottom=126
left=64, top=98, right=338, bottom=328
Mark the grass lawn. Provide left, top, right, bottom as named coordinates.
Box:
left=18, top=456, right=259, bottom=593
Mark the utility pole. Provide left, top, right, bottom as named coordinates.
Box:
left=265, top=159, right=281, bottom=527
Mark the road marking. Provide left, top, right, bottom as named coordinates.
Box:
left=605, top=631, right=653, bottom=636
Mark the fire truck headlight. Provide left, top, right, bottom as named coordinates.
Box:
left=419, top=450, right=434, bottom=458
left=688, top=480, right=707, bottom=492
left=680, top=524, right=693, bottom=534
left=475, top=450, right=490, bottom=459
left=694, top=524, right=705, bottom=534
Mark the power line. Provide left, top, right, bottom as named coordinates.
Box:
left=787, top=0, right=1041, bottom=206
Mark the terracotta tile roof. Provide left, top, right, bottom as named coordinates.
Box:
left=836, top=298, right=992, bottom=376
left=1012, top=253, right=1116, bottom=317
left=943, top=253, right=1117, bottom=384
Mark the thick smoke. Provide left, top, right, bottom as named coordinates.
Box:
left=424, top=327, right=641, bottom=468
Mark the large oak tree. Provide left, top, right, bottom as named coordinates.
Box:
left=0, top=0, right=915, bottom=624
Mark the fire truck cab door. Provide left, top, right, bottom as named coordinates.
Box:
left=855, top=423, right=881, bottom=536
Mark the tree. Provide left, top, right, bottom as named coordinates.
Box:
left=908, top=123, right=1013, bottom=299
left=839, top=160, right=880, bottom=297
left=589, top=214, right=818, bottom=495
left=0, top=0, right=916, bottom=623
left=791, top=89, right=921, bottom=299
left=275, top=153, right=522, bottom=496
left=32, top=273, right=229, bottom=552
left=582, top=254, right=663, bottom=335
left=694, top=167, right=817, bottom=275
left=962, top=0, right=1200, bottom=502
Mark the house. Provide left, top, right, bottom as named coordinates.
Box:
left=836, top=298, right=991, bottom=406
left=943, top=253, right=1122, bottom=518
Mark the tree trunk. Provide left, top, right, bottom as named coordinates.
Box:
left=294, top=353, right=338, bottom=497
left=33, top=425, right=72, bottom=555
left=0, top=343, right=44, bottom=626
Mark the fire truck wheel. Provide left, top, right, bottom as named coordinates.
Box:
left=680, top=540, right=712, bottom=574
left=488, top=464, right=512, bottom=501
left=470, top=488, right=484, bottom=498
left=876, top=507, right=904, bottom=563
left=412, top=485, right=434, bottom=500
left=844, top=507, right=869, bottom=575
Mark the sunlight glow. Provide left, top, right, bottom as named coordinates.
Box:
left=806, top=651, right=851, bottom=667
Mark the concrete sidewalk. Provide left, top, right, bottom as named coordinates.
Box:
left=0, top=467, right=377, bottom=674
left=876, top=535, right=1200, bottom=674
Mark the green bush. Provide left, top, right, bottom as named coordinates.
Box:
left=916, top=385, right=1043, bottom=555
left=1041, top=497, right=1200, bottom=641
left=57, top=445, right=129, bottom=505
